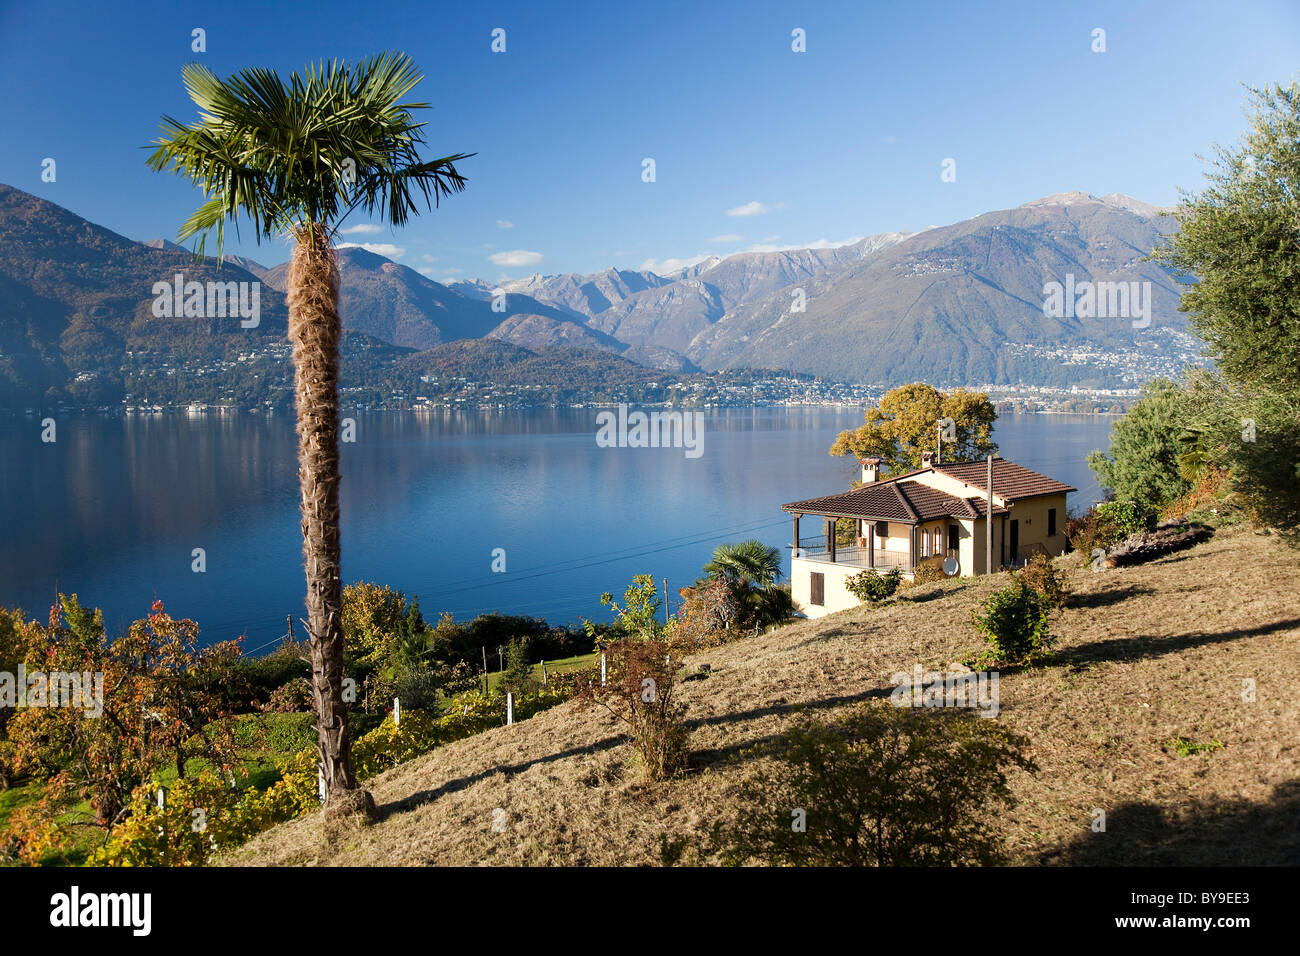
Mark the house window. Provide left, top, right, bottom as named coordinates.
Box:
left=874, top=521, right=888, bottom=541
left=923, top=529, right=931, bottom=558
left=948, top=524, right=959, bottom=553
left=810, top=572, right=825, bottom=606
left=1048, top=508, right=1057, bottom=537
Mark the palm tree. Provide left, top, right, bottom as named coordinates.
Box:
left=704, top=540, right=783, bottom=589
left=148, top=54, right=472, bottom=817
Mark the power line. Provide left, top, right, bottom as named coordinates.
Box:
left=197, top=515, right=793, bottom=647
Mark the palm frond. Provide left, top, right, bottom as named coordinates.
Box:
left=147, top=52, right=472, bottom=257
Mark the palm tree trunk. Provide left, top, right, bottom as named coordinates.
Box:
left=287, top=224, right=374, bottom=820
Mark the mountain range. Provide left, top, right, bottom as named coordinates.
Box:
left=0, top=181, right=1191, bottom=407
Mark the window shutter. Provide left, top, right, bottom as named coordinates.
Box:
left=810, top=572, right=824, bottom=606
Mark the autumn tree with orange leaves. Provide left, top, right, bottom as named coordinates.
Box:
left=2, top=596, right=246, bottom=864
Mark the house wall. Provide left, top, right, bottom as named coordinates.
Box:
left=873, top=520, right=912, bottom=556
left=959, top=494, right=1069, bottom=573
left=915, top=519, right=956, bottom=560
left=1005, top=494, right=1069, bottom=561
left=966, top=515, right=999, bottom=575
left=790, top=556, right=865, bottom=618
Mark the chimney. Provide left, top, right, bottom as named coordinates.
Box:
left=921, top=451, right=935, bottom=468
left=861, top=457, right=882, bottom=484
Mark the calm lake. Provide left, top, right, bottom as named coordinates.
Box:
left=0, top=408, right=1114, bottom=652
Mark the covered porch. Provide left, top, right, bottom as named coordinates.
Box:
left=791, top=515, right=918, bottom=573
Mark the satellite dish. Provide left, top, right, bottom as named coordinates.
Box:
left=942, top=556, right=959, bottom=576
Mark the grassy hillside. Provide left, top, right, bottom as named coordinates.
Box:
left=225, top=525, right=1300, bottom=866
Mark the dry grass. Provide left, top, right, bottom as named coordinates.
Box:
left=223, top=525, right=1300, bottom=866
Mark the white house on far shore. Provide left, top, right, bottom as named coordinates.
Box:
left=782, top=454, right=1075, bottom=618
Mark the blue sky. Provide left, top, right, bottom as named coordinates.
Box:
left=1, top=0, right=1297, bottom=283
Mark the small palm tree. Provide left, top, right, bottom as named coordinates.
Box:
left=148, top=54, right=472, bottom=817
left=704, top=540, right=783, bottom=589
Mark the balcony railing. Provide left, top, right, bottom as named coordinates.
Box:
left=792, top=538, right=911, bottom=571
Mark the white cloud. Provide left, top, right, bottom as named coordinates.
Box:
left=639, top=234, right=863, bottom=275
left=726, top=201, right=781, bottom=218
left=489, top=249, right=543, bottom=267
left=741, top=236, right=863, bottom=253
left=338, top=241, right=405, bottom=259
left=496, top=219, right=515, bottom=229
left=340, top=224, right=382, bottom=235
left=638, top=252, right=718, bottom=274
left=707, top=233, right=744, bottom=243
left=421, top=254, right=438, bottom=263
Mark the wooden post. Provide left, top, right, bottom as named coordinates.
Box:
left=541, top=659, right=547, bottom=684
left=393, top=697, right=400, bottom=727
left=482, top=645, right=488, bottom=693
left=986, top=454, right=994, bottom=575
left=793, top=514, right=800, bottom=554
left=156, top=787, right=166, bottom=809
left=506, top=692, right=513, bottom=726
left=663, top=578, right=670, bottom=625
left=868, top=523, right=876, bottom=569
left=826, top=517, right=837, bottom=563
left=317, top=769, right=326, bottom=803
left=601, top=652, right=607, bottom=686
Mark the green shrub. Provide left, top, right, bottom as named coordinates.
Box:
left=499, top=637, right=534, bottom=696
left=1067, top=501, right=1157, bottom=564
left=238, top=640, right=310, bottom=706
left=971, top=579, right=1053, bottom=666
left=1017, top=553, right=1068, bottom=610
left=91, top=749, right=321, bottom=866
left=231, top=711, right=318, bottom=754
left=722, top=701, right=1034, bottom=866
left=94, top=682, right=577, bottom=866
left=1095, top=500, right=1158, bottom=542
left=262, top=677, right=313, bottom=714
left=845, top=567, right=902, bottom=604
left=748, top=582, right=795, bottom=630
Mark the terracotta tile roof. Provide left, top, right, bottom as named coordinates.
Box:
left=783, top=479, right=1007, bottom=523
left=784, top=482, right=916, bottom=522
left=933, top=458, right=1076, bottom=500
left=898, top=482, right=1005, bottom=521
left=783, top=457, right=1072, bottom=521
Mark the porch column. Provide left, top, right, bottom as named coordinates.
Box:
left=868, top=523, right=875, bottom=568
left=907, top=525, right=915, bottom=571
left=826, top=517, right=837, bottom=563
left=792, top=514, right=800, bottom=555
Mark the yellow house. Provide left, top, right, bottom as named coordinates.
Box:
left=783, top=454, right=1075, bottom=618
